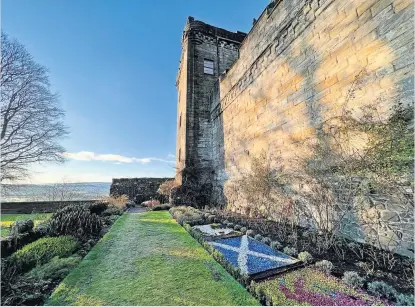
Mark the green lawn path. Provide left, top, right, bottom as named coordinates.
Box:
left=47, top=211, right=259, bottom=306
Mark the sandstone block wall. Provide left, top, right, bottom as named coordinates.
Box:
left=110, top=178, right=173, bottom=204
left=176, top=17, right=245, bottom=185
left=209, top=0, right=414, bottom=255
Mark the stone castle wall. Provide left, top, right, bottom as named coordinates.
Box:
left=208, top=0, right=414, bottom=255
left=176, top=0, right=414, bottom=255
left=110, top=178, right=173, bottom=204
left=176, top=17, right=245, bottom=187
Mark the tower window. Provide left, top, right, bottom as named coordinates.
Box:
left=179, top=113, right=182, bottom=128
left=179, top=148, right=181, bottom=162
left=204, top=59, right=214, bottom=75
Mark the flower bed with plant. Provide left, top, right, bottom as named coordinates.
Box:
left=0, top=195, right=127, bottom=306
left=251, top=267, right=391, bottom=306
left=202, top=208, right=414, bottom=305
left=169, top=206, right=413, bottom=306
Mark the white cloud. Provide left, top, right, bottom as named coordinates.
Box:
left=167, top=153, right=176, bottom=158
left=61, top=151, right=174, bottom=164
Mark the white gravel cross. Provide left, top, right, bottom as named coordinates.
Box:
left=211, top=235, right=295, bottom=274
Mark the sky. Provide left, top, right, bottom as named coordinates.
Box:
left=2, top=0, right=268, bottom=184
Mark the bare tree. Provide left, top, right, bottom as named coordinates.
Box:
left=1, top=31, right=68, bottom=182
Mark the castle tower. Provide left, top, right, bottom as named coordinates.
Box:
left=175, top=17, right=246, bottom=190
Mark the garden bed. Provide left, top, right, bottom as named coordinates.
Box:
left=209, top=209, right=414, bottom=294
left=170, top=206, right=414, bottom=306
left=0, top=200, right=125, bottom=306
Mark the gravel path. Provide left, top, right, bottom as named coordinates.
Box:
left=127, top=206, right=147, bottom=213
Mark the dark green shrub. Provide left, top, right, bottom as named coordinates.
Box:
left=12, top=219, right=34, bottom=234
left=234, top=224, right=241, bottom=231
left=207, top=215, right=215, bottom=223
left=367, top=281, right=397, bottom=300
left=396, top=293, right=414, bottom=306
left=315, top=260, right=334, bottom=275
left=298, top=251, right=313, bottom=264
left=10, top=236, right=77, bottom=272
left=1, top=276, right=53, bottom=306
left=102, top=205, right=123, bottom=216
left=254, top=234, right=263, bottom=241
left=270, top=240, right=282, bottom=250
left=342, top=271, right=365, bottom=288
left=88, top=202, right=108, bottom=215
left=262, top=237, right=271, bottom=245
left=283, top=246, right=298, bottom=256
left=246, top=229, right=255, bottom=237
left=102, top=215, right=119, bottom=227
left=170, top=206, right=203, bottom=225
left=226, top=222, right=234, bottom=228
left=240, top=227, right=247, bottom=234
left=49, top=205, right=102, bottom=239
left=152, top=204, right=172, bottom=211
left=33, top=223, right=50, bottom=237
left=25, top=256, right=81, bottom=280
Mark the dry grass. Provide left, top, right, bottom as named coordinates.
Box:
left=99, top=195, right=129, bottom=209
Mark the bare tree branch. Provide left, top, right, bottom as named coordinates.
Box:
left=1, top=31, right=69, bottom=182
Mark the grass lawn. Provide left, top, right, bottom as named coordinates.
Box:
left=47, top=211, right=259, bottom=306
left=1, top=213, right=52, bottom=238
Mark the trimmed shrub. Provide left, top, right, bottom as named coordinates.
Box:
left=207, top=215, right=215, bottom=223
left=367, top=281, right=397, bottom=300
left=10, top=236, right=77, bottom=272
left=234, top=224, right=241, bottom=231
left=1, top=276, right=53, bottom=306
left=262, top=237, right=271, bottom=245
left=298, top=251, right=313, bottom=264
left=283, top=246, right=298, bottom=256
left=240, top=227, right=247, bottom=234
left=88, top=202, right=108, bottom=215
left=246, top=229, right=255, bottom=237
left=102, top=215, right=119, bottom=227
left=170, top=206, right=204, bottom=225
left=102, top=205, right=124, bottom=216
left=12, top=219, right=34, bottom=234
left=223, top=220, right=229, bottom=225
left=315, top=260, right=334, bottom=275
left=33, top=223, right=50, bottom=237
left=254, top=234, right=263, bottom=241
left=49, top=205, right=102, bottom=239
left=226, top=222, right=234, bottom=228
left=270, top=240, right=282, bottom=250
left=151, top=204, right=172, bottom=211
left=342, top=271, right=365, bottom=288
left=25, top=256, right=81, bottom=280
left=396, top=293, right=414, bottom=306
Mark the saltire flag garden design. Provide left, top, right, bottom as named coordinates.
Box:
left=209, top=235, right=299, bottom=275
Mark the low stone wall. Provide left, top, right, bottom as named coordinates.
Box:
left=1, top=200, right=98, bottom=214
left=110, top=178, right=173, bottom=204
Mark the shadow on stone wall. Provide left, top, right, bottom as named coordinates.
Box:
left=209, top=0, right=414, bottom=256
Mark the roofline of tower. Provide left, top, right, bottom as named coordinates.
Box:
left=183, top=16, right=247, bottom=43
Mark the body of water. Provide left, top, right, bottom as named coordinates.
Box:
left=1, top=182, right=111, bottom=202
